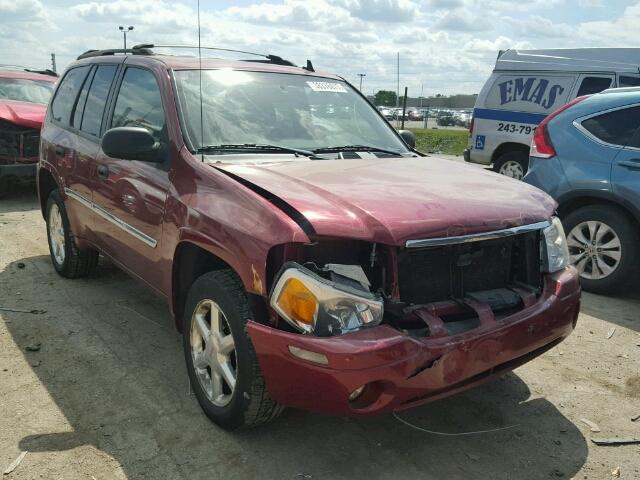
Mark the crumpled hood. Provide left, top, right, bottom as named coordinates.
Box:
left=214, top=157, right=556, bottom=246
left=0, top=100, right=46, bottom=129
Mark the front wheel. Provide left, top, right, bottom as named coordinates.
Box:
left=563, top=205, right=639, bottom=294
left=182, top=270, right=283, bottom=429
left=494, top=151, right=528, bottom=180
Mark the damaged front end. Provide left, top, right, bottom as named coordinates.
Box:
left=0, top=119, right=40, bottom=194
left=248, top=219, right=579, bottom=415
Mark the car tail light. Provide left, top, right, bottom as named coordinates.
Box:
left=469, top=115, right=474, bottom=137
left=530, top=96, right=589, bottom=159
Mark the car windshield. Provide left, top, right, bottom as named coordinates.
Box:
left=0, top=78, right=55, bottom=104
left=173, top=69, right=408, bottom=156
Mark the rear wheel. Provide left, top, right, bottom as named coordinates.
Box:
left=182, top=270, right=283, bottom=429
left=563, top=205, right=639, bottom=294
left=46, top=190, right=98, bottom=278
left=494, top=151, right=528, bottom=180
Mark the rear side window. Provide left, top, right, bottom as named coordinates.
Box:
left=576, top=77, right=612, bottom=96
left=72, top=67, right=95, bottom=128
left=111, top=68, right=165, bottom=139
left=51, top=66, right=90, bottom=126
left=580, top=106, right=640, bottom=146
left=619, top=76, right=640, bottom=88
left=80, top=65, right=118, bottom=137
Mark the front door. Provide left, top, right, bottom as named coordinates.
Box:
left=90, top=66, right=170, bottom=293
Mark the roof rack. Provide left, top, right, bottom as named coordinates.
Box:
left=0, top=64, right=59, bottom=76
left=132, top=44, right=298, bottom=67
left=76, top=46, right=154, bottom=60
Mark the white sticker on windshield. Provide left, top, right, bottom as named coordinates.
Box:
left=306, top=81, right=348, bottom=93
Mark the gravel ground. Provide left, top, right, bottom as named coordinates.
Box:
left=1, top=189, right=639, bottom=480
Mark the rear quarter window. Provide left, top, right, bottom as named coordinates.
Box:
left=50, top=66, right=91, bottom=126
left=580, top=105, right=640, bottom=147
left=486, top=74, right=575, bottom=113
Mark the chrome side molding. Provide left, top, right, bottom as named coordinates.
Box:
left=64, top=187, right=157, bottom=248
left=405, top=220, right=550, bottom=248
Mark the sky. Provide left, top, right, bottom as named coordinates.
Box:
left=0, top=0, right=638, bottom=96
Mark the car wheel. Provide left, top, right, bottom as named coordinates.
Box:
left=494, top=151, right=528, bottom=180
left=182, top=270, right=283, bottom=430
left=46, top=190, right=99, bottom=278
left=563, top=205, right=639, bottom=294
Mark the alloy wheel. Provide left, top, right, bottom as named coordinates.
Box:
left=48, top=204, right=66, bottom=265
left=567, top=221, right=622, bottom=280
left=498, top=160, right=524, bottom=180
left=190, top=299, right=237, bottom=407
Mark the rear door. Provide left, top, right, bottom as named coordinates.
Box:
left=610, top=105, right=640, bottom=210
left=90, top=65, right=170, bottom=291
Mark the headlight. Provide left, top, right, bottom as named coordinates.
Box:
left=270, top=263, right=383, bottom=336
left=543, top=217, right=570, bottom=272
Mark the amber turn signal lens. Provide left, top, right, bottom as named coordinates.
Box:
left=276, top=278, right=318, bottom=326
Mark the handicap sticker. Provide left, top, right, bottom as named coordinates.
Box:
left=475, top=135, right=486, bottom=150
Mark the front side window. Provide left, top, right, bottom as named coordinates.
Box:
left=173, top=70, right=408, bottom=156
left=577, top=77, right=612, bottom=96
left=111, top=68, right=165, bottom=139
left=51, top=66, right=91, bottom=126
left=81, top=65, right=118, bottom=137
left=0, top=78, right=55, bottom=104
left=581, top=105, right=640, bottom=146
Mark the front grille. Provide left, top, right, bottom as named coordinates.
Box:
left=0, top=121, right=40, bottom=165
left=397, top=231, right=542, bottom=305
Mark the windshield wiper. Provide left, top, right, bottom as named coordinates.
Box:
left=312, top=145, right=404, bottom=156
left=197, top=143, right=318, bottom=159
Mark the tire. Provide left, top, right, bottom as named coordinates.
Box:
left=494, top=151, right=528, bottom=180
left=46, top=190, right=99, bottom=278
left=182, top=270, right=283, bottom=429
left=563, top=205, right=639, bottom=294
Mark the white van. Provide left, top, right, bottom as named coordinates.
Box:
left=464, top=48, right=640, bottom=179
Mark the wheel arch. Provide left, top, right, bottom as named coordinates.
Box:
left=556, top=191, right=640, bottom=228
left=37, top=167, right=61, bottom=219
left=491, top=142, right=530, bottom=163
left=171, top=240, right=269, bottom=332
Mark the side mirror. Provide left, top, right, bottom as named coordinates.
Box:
left=101, top=127, right=161, bottom=162
left=398, top=129, right=416, bottom=149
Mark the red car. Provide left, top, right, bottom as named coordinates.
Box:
left=0, top=68, right=57, bottom=197
left=37, top=46, right=580, bottom=429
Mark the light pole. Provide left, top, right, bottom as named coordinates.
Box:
left=119, top=25, right=134, bottom=50
left=357, top=73, right=366, bottom=91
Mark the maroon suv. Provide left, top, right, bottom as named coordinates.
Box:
left=0, top=68, right=57, bottom=197
left=38, top=46, right=580, bottom=429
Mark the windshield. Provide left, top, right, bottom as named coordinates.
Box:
left=174, top=70, right=408, bottom=154
left=0, top=78, right=54, bottom=104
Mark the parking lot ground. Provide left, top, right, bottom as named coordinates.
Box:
left=1, top=189, right=639, bottom=480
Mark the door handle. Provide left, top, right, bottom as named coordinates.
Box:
left=54, top=145, right=65, bottom=156
left=618, top=159, right=640, bottom=170
left=97, top=164, right=110, bottom=179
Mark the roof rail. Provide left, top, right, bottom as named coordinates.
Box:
left=76, top=46, right=154, bottom=60
left=133, top=44, right=297, bottom=67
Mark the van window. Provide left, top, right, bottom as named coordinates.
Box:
left=619, top=76, right=640, bottom=88
left=111, top=68, right=165, bottom=140
left=486, top=75, right=574, bottom=113
left=51, top=66, right=91, bottom=126
left=581, top=106, right=640, bottom=146
left=576, top=77, right=612, bottom=96
left=80, top=65, right=118, bottom=137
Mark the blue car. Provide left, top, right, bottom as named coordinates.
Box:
left=525, top=88, right=640, bottom=294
